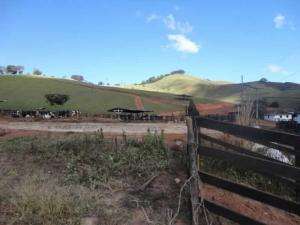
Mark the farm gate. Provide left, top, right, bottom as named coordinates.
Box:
left=186, top=100, right=300, bottom=225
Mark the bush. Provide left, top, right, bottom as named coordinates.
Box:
left=33, top=69, right=42, bottom=75
left=45, top=94, right=70, bottom=105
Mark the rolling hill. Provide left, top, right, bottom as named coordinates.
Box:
left=1, top=74, right=299, bottom=115
left=127, top=73, right=300, bottom=110
left=0, top=75, right=191, bottom=114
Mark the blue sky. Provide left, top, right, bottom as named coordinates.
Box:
left=0, top=0, right=299, bottom=84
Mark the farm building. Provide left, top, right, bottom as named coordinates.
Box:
left=264, top=113, right=292, bottom=122
left=264, top=112, right=293, bottom=122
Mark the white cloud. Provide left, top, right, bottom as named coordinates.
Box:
left=274, top=14, right=286, bottom=28
left=167, top=34, right=200, bottom=54
left=146, top=13, right=160, bottom=23
left=267, top=64, right=286, bottom=73
left=177, top=21, right=193, bottom=33
left=163, top=14, right=193, bottom=33
left=164, top=14, right=176, bottom=30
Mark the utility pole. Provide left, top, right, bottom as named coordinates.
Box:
left=256, top=88, right=259, bottom=119
left=240, top=75, right=244, bottom=105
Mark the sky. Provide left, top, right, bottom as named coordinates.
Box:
left=0, top=0, right=299, bottom=84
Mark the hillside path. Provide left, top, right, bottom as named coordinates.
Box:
left=133, top=95, right=144, bottom=110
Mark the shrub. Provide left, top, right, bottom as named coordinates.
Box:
left=45, top=94, right=70, bottom=105
left=33, top=69, right=42, bottom=75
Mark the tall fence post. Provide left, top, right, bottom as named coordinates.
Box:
left=295, top=144, right=300, bottom=203
left=187, top=117, right=201, bottom=225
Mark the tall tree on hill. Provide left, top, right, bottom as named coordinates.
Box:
left=33, top=69, right=42, bottom=75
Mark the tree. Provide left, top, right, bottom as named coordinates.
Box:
left=98, top=81, right=104, bottom=86
left=33, top=69, right=42, bottom=75
left=259, top=77, right=268, bottom=82
left=6, top=65, right=18, bottom=74
left=170, top=69, right=185, bottom=75
left=45, top=94, right=70, bottom=105
left=71, top=75, right=84, bottom=82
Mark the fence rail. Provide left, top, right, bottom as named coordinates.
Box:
left=186, top=100, right=300, bottom=224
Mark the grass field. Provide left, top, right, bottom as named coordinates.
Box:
left=0, top=75, right=188, bottom=114
left=128, top=73, right=300, bottom=109
left=0, top=133, right=190, bottom=224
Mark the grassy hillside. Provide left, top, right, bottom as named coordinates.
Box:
left=127, top=74, right=300, bottom=110
left=127, top=74, right=228, bottom=95
left=0, top=75, right=188, bottom=114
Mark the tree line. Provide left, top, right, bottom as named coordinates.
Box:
left=140, top=69, right=186, bottom=85
left=0, top=65, right=42, bottom=76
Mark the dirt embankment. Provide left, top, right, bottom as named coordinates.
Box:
left=196, top=102, right=234, bottom=115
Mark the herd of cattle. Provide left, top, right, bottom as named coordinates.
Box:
left=0, top=109, right=81, bottom=119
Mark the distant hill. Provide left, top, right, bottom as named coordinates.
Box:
left=127, top=73, right=229, bottom=94
left=0, top=75, right=192, bottom=114
left=127, top=73, right=300, bottom=110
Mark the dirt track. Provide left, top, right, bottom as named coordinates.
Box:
left=0, top=121, right=186, bottom=135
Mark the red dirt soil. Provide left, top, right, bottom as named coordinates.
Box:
left=143, top=97, right=184, bottom=106
left=201, top=183, right=300, bottom=225
left=196, top=102, right=234, bottom=115
left=134, top=95, right=144, bottom=110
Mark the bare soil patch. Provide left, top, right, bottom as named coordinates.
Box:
left=196, top=102, right=234, bottom=115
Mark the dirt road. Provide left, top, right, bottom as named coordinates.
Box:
left=0, top=121, right=186, bottom=135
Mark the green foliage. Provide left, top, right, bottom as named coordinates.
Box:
left=45, top=93, right=70, bottom=105
left=33, top=68, right=42, bottom=75
left=1, top=132, right=168, bottom=188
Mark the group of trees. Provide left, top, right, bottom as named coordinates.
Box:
left=0, top=65, right=24, bottom=75
left=140, top=69, right=186, bottom=85
left=0, top=65, right=43, bottom=76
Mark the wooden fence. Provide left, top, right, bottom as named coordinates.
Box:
left=186, top=100, right=300, bottom=225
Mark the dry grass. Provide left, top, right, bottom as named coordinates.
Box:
left=0, top=132, right=190, bottom=225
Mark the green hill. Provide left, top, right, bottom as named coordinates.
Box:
left=0, top=75, right=189, bottom=114
left=127, top=73, right=300, bottom=110
left=127, top=74, right=228, bottom=95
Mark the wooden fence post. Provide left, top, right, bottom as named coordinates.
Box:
left=187, top=117, right=201, bottom=225
left=295, top=149, right=300, bottom=203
